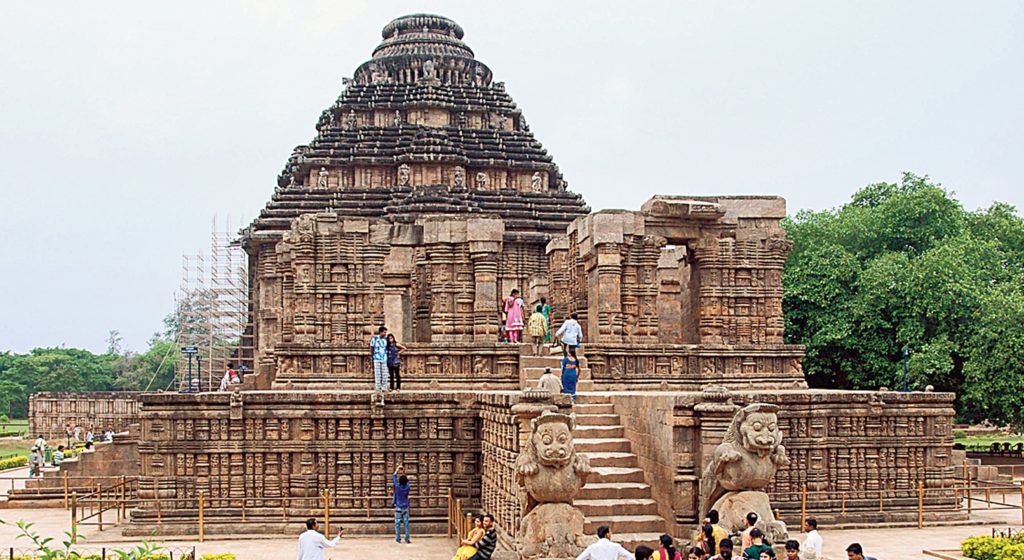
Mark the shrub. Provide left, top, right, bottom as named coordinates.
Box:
left=200, top=555, right=237, bottom=560
left=0, top=455, right=28, bottom=470
left=954, top=430, right=967, bottom=439
left=962, top=534, right=1024, bottom=560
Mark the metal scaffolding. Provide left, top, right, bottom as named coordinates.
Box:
left=173, top=216, right=253, bottom=391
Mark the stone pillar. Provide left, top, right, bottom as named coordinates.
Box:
left=468, top=218, right=504, bottom=341
left=580, top=213, right=630, bottom=343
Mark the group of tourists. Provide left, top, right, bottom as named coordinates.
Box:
left=370, top=326, right=406, bottom=393
left=574, top=515, right=875, bottom=560
left=502, top=290, right=584, bottom=360
left=27, top=429, right=111, bottom=477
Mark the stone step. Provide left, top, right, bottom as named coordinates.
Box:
left=574, top=425, right=624, bottom=439
left=614, top=533, right=665, bottom=550
left=577, top=482, right=652, bottom=500
left=573, top=403, right=615, bottom=415
left=580, top=452, right=638, bottom=468
left=588, top=466, right=646, bottom=484
left=575, top=393, right=612, bottom=405
left=574, top=498, right=658, bottom=517
left=573, top=413, right=620, bottom=426
left=574, top=438, right=631, bottom=453
left=519, top=355, right=588, bottom=368
left=584, top=515, right=666, bottom=534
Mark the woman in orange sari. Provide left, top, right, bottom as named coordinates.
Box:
left=452, top=516, right=485, bottom=560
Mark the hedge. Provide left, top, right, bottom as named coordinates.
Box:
left=0, top=456, right=28, bottom=470
left=962, top=534, right=1024, bottom=560
left=200, top=555, right=237, bottom=560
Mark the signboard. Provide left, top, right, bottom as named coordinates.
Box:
left=180, top=346, right=199, bottom=354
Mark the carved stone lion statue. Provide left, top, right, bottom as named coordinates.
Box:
left=514, top=411, right=592, bottom=559
left=701, top=403, right=790, bottom=543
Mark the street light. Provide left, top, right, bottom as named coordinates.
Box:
left=902, top=347, right=910, bottom=392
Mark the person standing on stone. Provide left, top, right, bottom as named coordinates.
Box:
left=467, top=514, right=497, bottom=560
left=741, top=512, right=758, bottom=550
left=386, top=334, right=406, bottom=392
left=527, top=304, right=549, bottom=355
left=393, top=465, right=411, bottom=543
left=575, top=525, right=635, bottom=560
left=540, top=297, right=553, bottom=342
left=297, top=518, right=341, bottom=560
left=370, top=326, right=389, bottom=392
left=801, top=518, right=822, bottom=560
left=560, top=354, right=580, bottom=403
left=556, top=312, right=583, bottom=359
left=502, top=289, right=525, bottom=343
left=33, top=434, right=47, bottom=456
left=27, top=447, right=42, bottom=478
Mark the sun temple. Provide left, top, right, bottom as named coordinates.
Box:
left=20, top=13, right=964, bottom=554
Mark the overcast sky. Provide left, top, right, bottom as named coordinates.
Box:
left=1, top=1, right=1022, bottom=354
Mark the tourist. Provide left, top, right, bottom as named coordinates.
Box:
left=84, top=441, right=94, bottom=451
left=452, top=515, right=485, bottom=560
left=697, top=524, right=716, bottom=557
left=555, top=312, right=583, bottom=359
left=635, top=546, right=655, bottom=560
left=740, top=512, right=758, bottom=550
left=73, top=425, right=81, bottom=442
left=801, top=518, right=821, bottom=560
left=743, top=528, right=775, bottom=559
left=686, top=547, right=704, bottom=560
left=33, top=434, right=47, bottom=457
left=386, top=334, right=406, bottom=392
left=503, top=289, right=525, bottom=343
left=658, top=534, right=681, bottom=560
left=560, top=353, right=580, bottom=403
left=219, top=362, right=240, bottom=391
left=784, top=540, right=800, bottom=560
left=844, top=543, right=877, bottom=560
left=759, top=553, right=772, bottom=560
left=28, top=447, right=42, bottom=478
left=710, top=539, right=734, bottom=560
left=86, top=428, right=94, bottom=444
left=467, top=514, right=497, bottom=560
left=538, top=367, right=562, bottom=394
left=575, top=525, right=635, bottom=560
left=706, top=510, right=729, bottom=551
left=540, top=297, right=553, bottom=343
left=527, top=304, right=549, bottom=355
left=104, top=428, right=115, bottom=442
left=297, top=518, right=341, bottom=560
left=370, top=326, right=389, bottom=392
left=53, top=445, right=65, bottom=467
left=393, top=465, right=411, bottom=543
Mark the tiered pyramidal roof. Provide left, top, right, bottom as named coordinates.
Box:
left=247, top=13, right=589, bottom=243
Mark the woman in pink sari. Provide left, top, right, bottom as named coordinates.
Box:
left=503, top=289, right=525, bottom=343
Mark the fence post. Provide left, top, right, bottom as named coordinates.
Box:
left=1020, top=484, right=1023, bottom=526
left=63, top=471, right=69, bottom=509
left=986, top=485, right=991, bottom=509
left=918, top=481, right=924, bottom=529
left=800, top=485, right=807, bottom=530
left=198, top=491, right=205, bottom=543
left=324, top=490, right=331, bottom=537
left=878, top=490, right=884, bottom=514
left=465, top=512, right=472, bottom=539
left=967, top=472, right=973, bottom=515
left=98, top=483, right=104, bottom=531
left=71, top=491, right=78, bottom=543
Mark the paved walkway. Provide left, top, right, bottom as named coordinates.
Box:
left=0, top=498, right=1020, bottom=559
left=0, top=467, right=30, bottom=498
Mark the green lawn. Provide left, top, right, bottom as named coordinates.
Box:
left=0, top=419, right=28, bottom=436
left=0, top=438, right=32, bottom=459
left=955, top=435, right=1024, bottom=448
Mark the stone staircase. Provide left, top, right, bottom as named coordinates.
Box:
left=518, top=350, right=665, bottom=549
left=573, top=393, right=665, bottom=549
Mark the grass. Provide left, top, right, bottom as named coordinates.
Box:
left=0, top=419, right=28, bottom=436
left=955, top=435, right=1024, bottom=448
left=0, top=438, right=33, bottom=459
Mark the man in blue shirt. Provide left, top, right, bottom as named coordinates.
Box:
left=393, top=465, right=411, bottom=543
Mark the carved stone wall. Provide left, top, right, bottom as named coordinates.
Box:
left=29, top=392, right=141, bottom=441
left=129, top=391, right=482, bottom=536
left=478, top=393, right=523, bottom=542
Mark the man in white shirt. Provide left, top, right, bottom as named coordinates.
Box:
left=297, top=518, right=341, bottom=560
left=555, top=312, right=584, bottom=360
left=576, top=525, right=635, bottom=560
left=802, top=517, right=823, bottom=560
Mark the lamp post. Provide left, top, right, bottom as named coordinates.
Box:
left=902, top=348, right=910, bottom=392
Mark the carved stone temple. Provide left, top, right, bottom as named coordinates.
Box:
left=101, top=14, right=963, bottom=548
